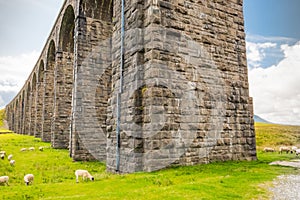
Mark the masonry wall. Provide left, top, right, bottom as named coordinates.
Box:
left=106, top=0, right=256, bottom=173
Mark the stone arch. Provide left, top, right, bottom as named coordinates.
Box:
left=71, top=0, right=114, bottom=161
left=79, top=0, right=113, bottom=22
left=42, top=40, right=56, bottom=142
left=21, top=90, right=25, bottom=134
left=47, top=41, right=56, bottom=71
left=24, top=83, right=31, bottom=134
left=15, top=98, right=19, bottom=133
left=29, top=73, right=37, bottom=136
left=38, top=61, right=45, bottom=82
left=6, top=105, right=11, bottom=131
left=52, top=5, right=75, bottom=148
left=17, top=95, right=23, bottom=133
left=59, top=5, right=75, bottom=53
left=34, top=61, right=45, bottom=138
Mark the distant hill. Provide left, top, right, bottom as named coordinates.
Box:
left=254, top=115, right=272, bottom=124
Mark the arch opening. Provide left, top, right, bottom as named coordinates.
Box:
left=79, top=0, right=113, bottom=22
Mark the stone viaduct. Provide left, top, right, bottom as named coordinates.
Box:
left=5, top=0, right=256, bottom=173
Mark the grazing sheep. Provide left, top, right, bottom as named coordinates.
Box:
left=279, top=146, right=291, bottom=154
left=0, top=151, right=5, bottom=155
left=20, top=148, right=27, bottom=152
left=291, top=146, right=298, bottom=154
left=39, top=146, right=44, bottom=151
left=24, top=174, right=34, bottom=186
left=0, top=176, right=9, bottom=186
left=0, top=154, right=4, bottom=160
left=9, top=160, right=15, bottom=166
left=263, top=147, right=275, bottom=152
left=7, top=154, right=13, bottom=161
left=28, top=147, right=35, bottom=151
left=75, top=169, right=94, bottom=183
left=295, top=149, right=300, bottom=157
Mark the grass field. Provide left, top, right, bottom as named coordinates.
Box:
left=0, top=118, right=300, bottom=199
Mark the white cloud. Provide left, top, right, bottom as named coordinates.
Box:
left=246, top=42, right=277, bottom=68
left=0, top=51, right=39, bottom=106
left=249, top=41, right=300, bottom=125
left=246, top=34, right=296, bottom=44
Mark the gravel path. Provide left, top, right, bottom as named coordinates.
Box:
left=270, top=174, right=300, bottom=200
left=269, top=161, right=300, bottom=200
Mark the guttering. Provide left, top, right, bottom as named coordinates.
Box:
left=116, top=0, right=125, bottom=172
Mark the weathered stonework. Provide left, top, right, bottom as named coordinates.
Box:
left=5, top=0, right=256, bottom=173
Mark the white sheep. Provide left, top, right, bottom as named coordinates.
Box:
left=7, top=154, right=13, bottom=161
left=295, top=149, right=300, bottom=157
left=291, top=146, right=298, bottom=154
left=28, top=147, right=35, bottom=151
left=39, top=146, right=44, bottom=151
left=9, top=160, right=15, bottom=166
left=75, top=169, right=94, bottom=183
left=20, top=148, right=27, bottom=152
left=263, top=147, right=275, bottom=152
left=279, top=146, right=291, bottom=154
left=0, top=154, right=4, bottom=160
left=0, top=176, right=9, bottom=186
left=0, top=151, right=5, bottom=155
left=24, top=174, right=34, bottom=186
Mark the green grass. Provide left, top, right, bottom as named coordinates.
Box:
left=0, top=130, right=299, bottom=200
left=1, top=119, right=300, bottom=199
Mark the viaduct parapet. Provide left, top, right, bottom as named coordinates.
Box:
left=5, top=0, right=256, bottom=173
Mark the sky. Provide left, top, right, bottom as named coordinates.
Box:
left=244, top=0, right=300, bottom=125
left=0, top=0, right=299, bottom=125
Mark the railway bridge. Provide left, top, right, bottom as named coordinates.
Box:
left=5, top=0, right=256, bottom=173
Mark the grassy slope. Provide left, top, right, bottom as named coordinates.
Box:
left=0, top=109, right=12, bottom=133
left=255, top=122, right=300, bottom=149
left=0, top=109, right=5, bottom=128
left=0, top=123, right=299, bottom=199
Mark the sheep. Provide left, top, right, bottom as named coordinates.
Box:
left=295, top=149, right=300, bottom=157
left=28, top=147, right=35, bottom=151
left=7, top=154, right=13, bottom=161
left=279, top=146, right=291, bottom=154
left=0, top=151, right=5, bottom=155
left=9, top=160, right=15, bottom=166
left=20, top=148, right=27, bottom=152
left=0, top=154, right=4, bottom=160
left=39, top=146, right=44, bottom=151
left=263, top=147, right=275, bottom=152
left=75, top=169, right=94, bottom=183
left=291, top=146, right=298, bottom=154
left=0, top=176, right=9, bottom=186
left=24, top=174, right=34, bottom=186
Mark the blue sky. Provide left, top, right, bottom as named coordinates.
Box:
left=0, top=0, right=299, bottom=125
left=244, top=0, right=300, bottom=68
left=244, top=0, right=300, bottom=40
